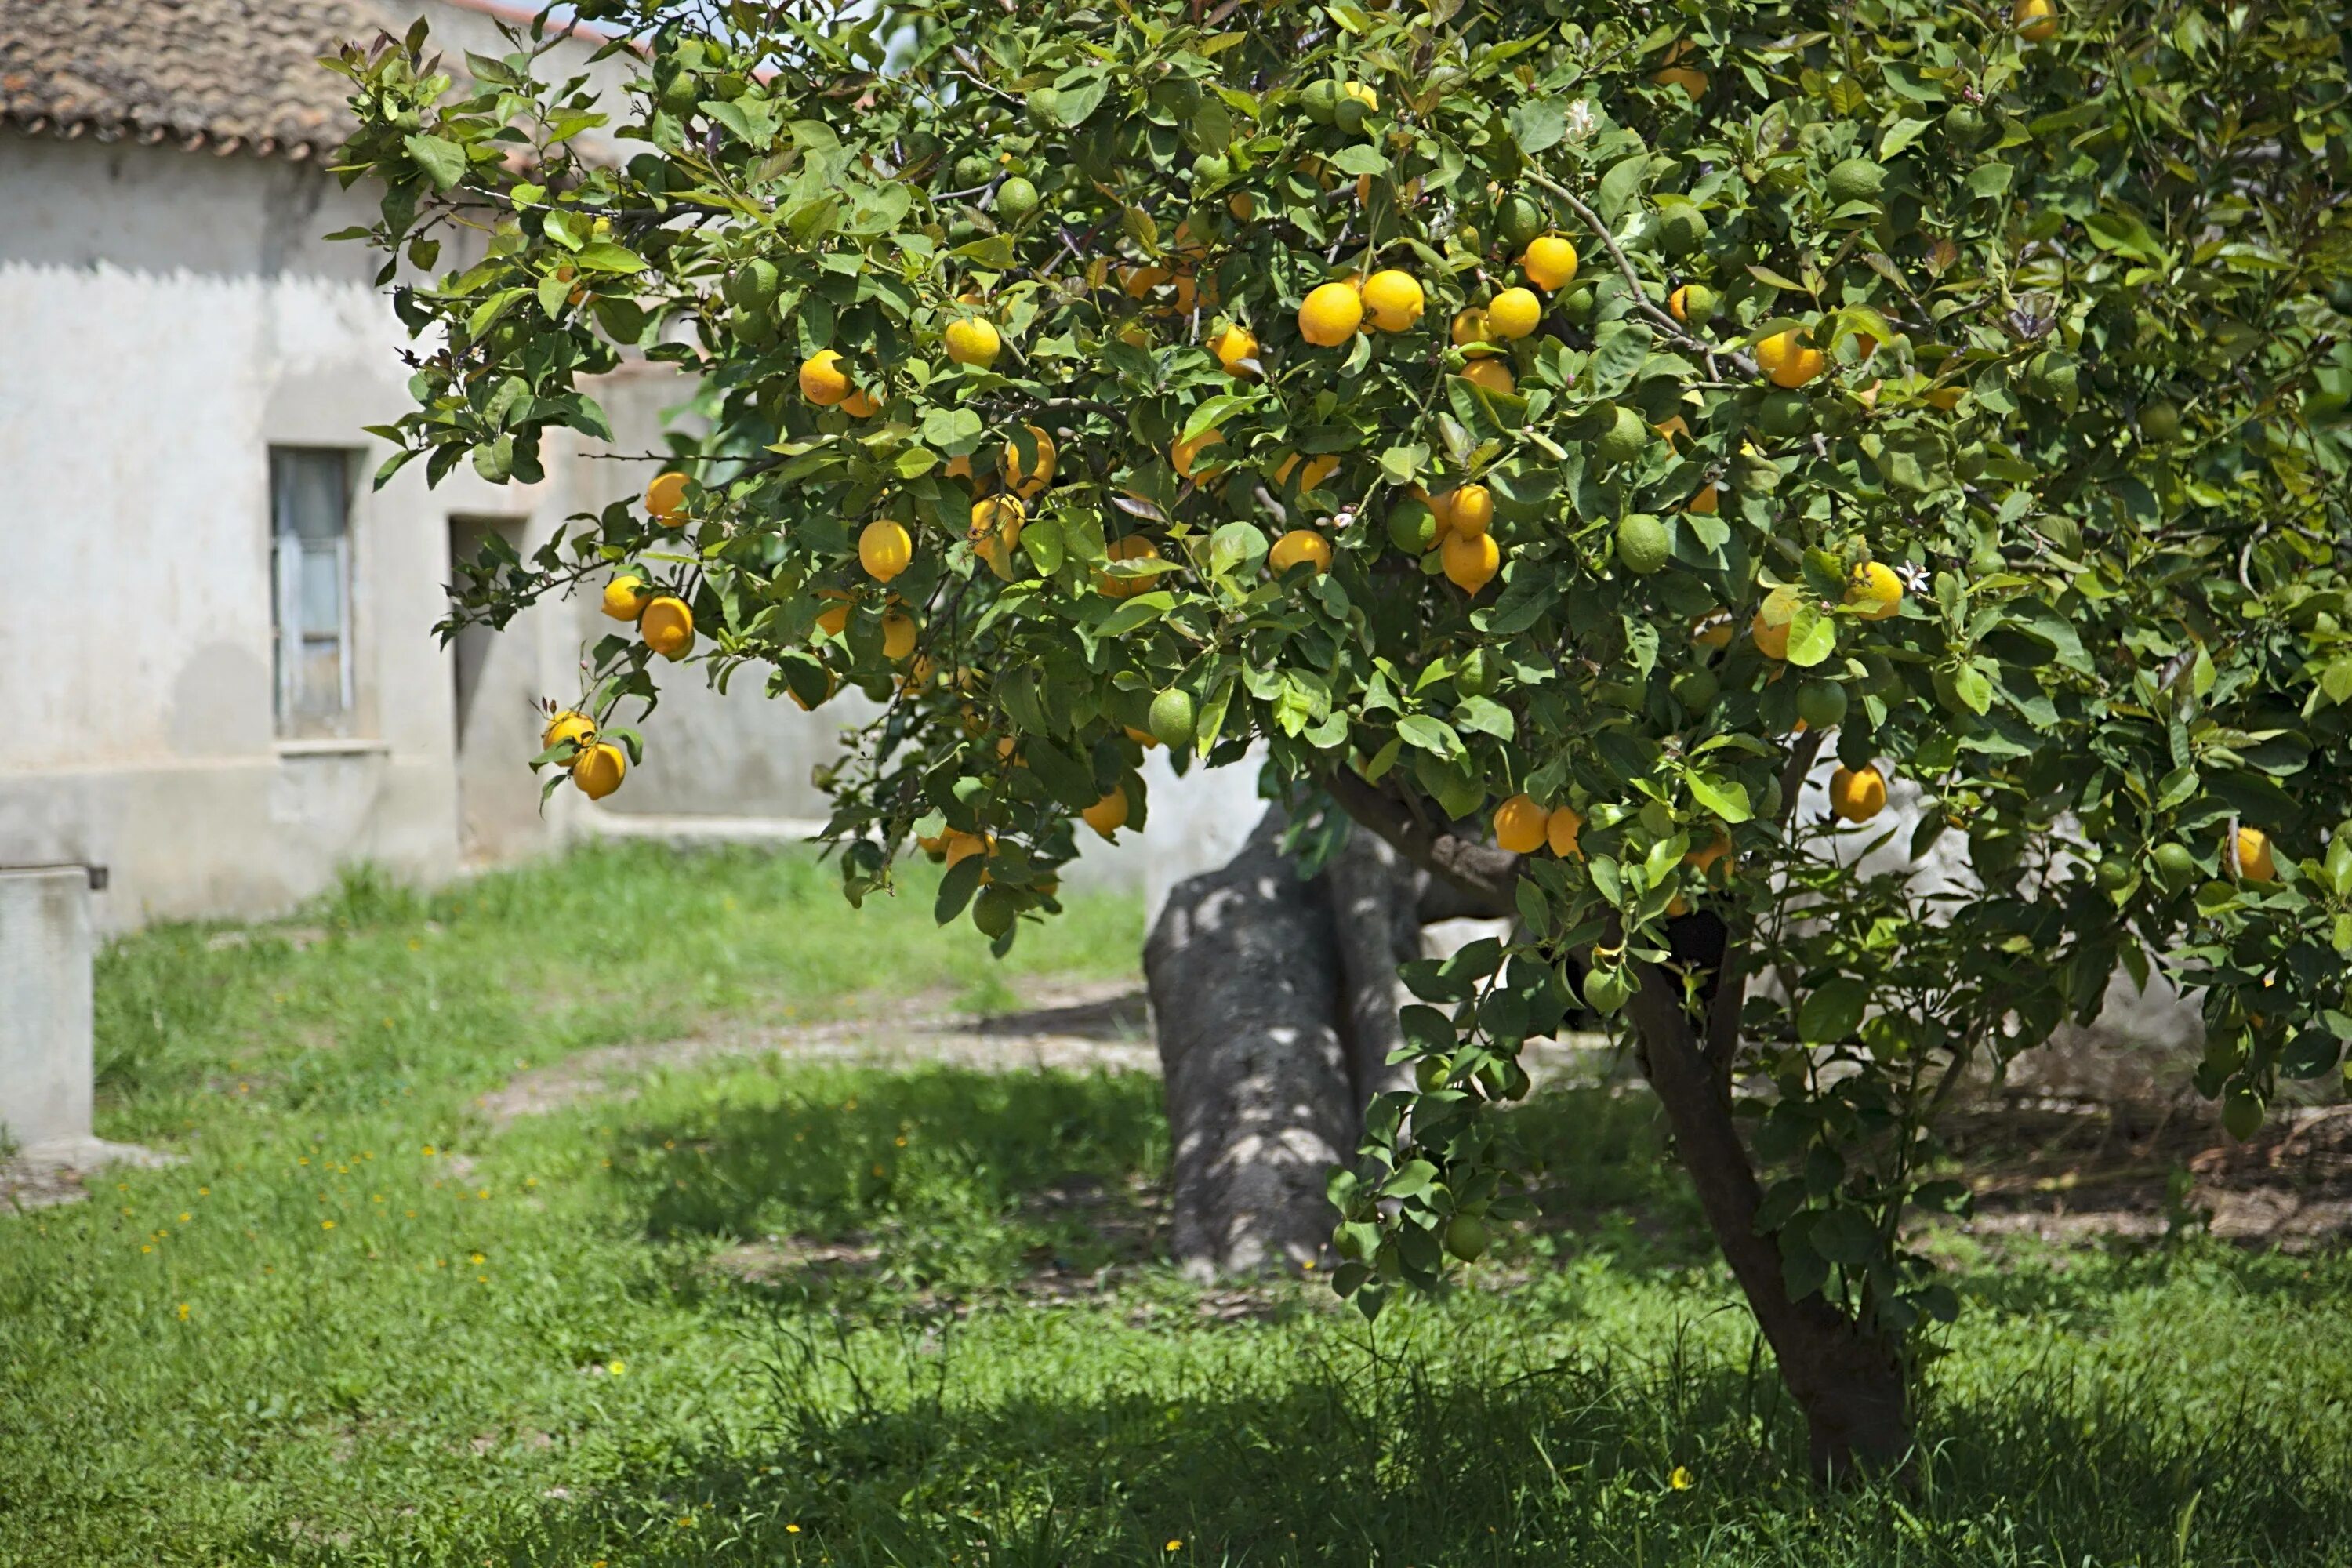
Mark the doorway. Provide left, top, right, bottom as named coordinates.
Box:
left=446, top=516, right=546, bottom=862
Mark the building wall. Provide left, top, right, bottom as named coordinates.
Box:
left=0, top=3, right=1156, bottom=931
left=0, top=128, right=586, bottom=927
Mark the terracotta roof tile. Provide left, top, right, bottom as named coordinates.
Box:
left=0, top=0, right=397, bottom=158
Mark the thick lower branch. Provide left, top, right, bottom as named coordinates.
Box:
left=1321, top=767, right=1519, bottom=919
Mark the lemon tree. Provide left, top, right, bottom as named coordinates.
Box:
left=334, top=0, right=2352, bottom=1472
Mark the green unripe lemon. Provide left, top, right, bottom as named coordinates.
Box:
left=2139, top=400, right=2182, bottom=443
left=2152, top=842, right=2198, bottom=892
left=1387, top=498, right=1438, bottom=556
left=1825, top=157, right=1886, bottom=205
left=995, top=176, right=1040, bottom=221
left=2222, top=1083, right=2265, bottom=1142
left=1595, top=404, right=1651, bottom=466
left=1497, top=194, right=1545, bottom=253
left=1149, top=688, right=1197, bottom=750
left=1559, top=285, right=1596, bottom=326
left=1758, top=390, right=1811, bottom=439
left=1583, top=964, right=1630, bottom=1015
left=1671, top=667, right=1719, bottom=714
left=1655, top=201, right=1709, bottom=257
left=1414, top=1057, right=1450, bottom=1094
left=725, top=258, right=778, bottom=313
left=972, top=884, right=1018, bottom=939
left=1615, top=513, right=1670, bottom=575
left=1942, top=103, right=1984, bottom=147
left=1795, top=680, right=1848, bottom=731
left=1024, top=87, right=1062, bottom=129
left=953, top=154, right=994, bottom=187
left=1444, top=1213, right=1490, bottom=1261
left=1301, top=79, right=1340, bottom=124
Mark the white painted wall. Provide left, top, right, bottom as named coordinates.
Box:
left=0, top=129, right=586, bottom=927
left=0, top=2, right=1158, bottom=931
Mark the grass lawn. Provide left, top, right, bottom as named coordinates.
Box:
left=4, top=843, right=2350, bottom=1566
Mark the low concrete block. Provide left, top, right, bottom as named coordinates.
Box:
left=0, top=866, right=94, bottom=1150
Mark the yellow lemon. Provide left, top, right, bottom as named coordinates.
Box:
left=2013, top=0, right=2058, bottom=41
left=1448, top=484, right=1494, bottom=538
left=1361, top=270, right=1425, bottom=332
left=639, top=596, right=695, bottom=659
left=942, top=829, right=991, bottom=868
left=799, top=350, right=851, bottom=406
left=1829, top=764, right=1888, bottom=824
left=1269, top=529, right=1333, bottom=575
left=571, top=742, right=627, bottom=800
left=1451, top=309, right=1496, bottom=356
left=1494, top=794, right=1548, bottom=855
left=1653, top=65, right=1708, bottom=99
left=1441, top=530, right=1500, bottom=593
left=880, top=612, right=917, bottom=662
left=541, top=709, right=595, bottom=753
left=1098, top=535, right=1160, bottom=598
left=1485, top=287, right=1541, bottom=339
left=601, top=575, right=652, bottom=621
left=944, top=315, right=1001, bottom=368
left=1751, top=584, right=1802, bottom=660
left=858, top=520, right=913, bottom=583
left=840, top=387, right=881, bottom=419
left=1686, top=485, right=1720, bottom=515
left=1519, top=235, right=1579, bottom=291
left=1846, top=561, right=1903, bottom=621
left=1461, top=358, right=1516, bottom=396
left=813, top=591, right=852, bottom=639
left=1274, top=452, right=1340, bottom=493
left=1546, top=806, right=1584, bottom=859
left=1756, top=329, right=1826, bottom=389
left=1081, top=789, right=1131, bottom=840
left=969, top=493, right=1026, bottom=542
left=1210, top=323, right=1259, bottom=376
left=1342, top=82, right=1378, bottom=114
left=1172, top=429, right=1226, bottom=481
left=1000, top=425, right=1057, bottom=497
left=1298, top=281, right=1365, bottom=347
left=644, top=470, right=688, bottom=523
left=2235, top=825, right=2276, bottom=882
left=1686, top=830, right=1736, bottom=875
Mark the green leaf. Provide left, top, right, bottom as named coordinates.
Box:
left=1452, top=695, right=1515, bottom=741
left=934, top=851, right=985, bottom=925
left=1588, top=321, right=1653, bottom=397
left=1878, top=117, right=1934, bottom=158
left=403, top=133, right=466, bottom=190
left=1687, top=771, right=1752, bottom=824
left=570, top=241, right=648, bottom=274
left=1784, top=601, right=1836, bottom=667
left=1798, top=978, right=1867, bottom=1044
left=1595, top=154, right=1648, bottom=223
left=1809, top=1207, right=1879, bottom=1267
left=1508, top=97, right=1566, bottom=154
left=1396, top=714, right=1465, bottom=759
left=1384, top=1160, right=1439, bottom=1200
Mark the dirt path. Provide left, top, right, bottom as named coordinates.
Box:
left=472, top=977, right=1161, bottom=1127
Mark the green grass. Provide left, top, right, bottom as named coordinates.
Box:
left=5, top=844, right=2350, bottom=1566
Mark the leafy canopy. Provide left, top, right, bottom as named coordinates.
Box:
left=335, top=0, right=2352, bottom=1329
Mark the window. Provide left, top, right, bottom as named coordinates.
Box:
left=269, top=448, right=356, bottom=735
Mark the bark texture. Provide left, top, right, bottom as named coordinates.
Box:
left=1144, top=808, right=1425, bottom=1276
left=1322, top=755, right=1915, bottom=1479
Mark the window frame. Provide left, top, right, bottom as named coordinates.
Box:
left=267, top=446, right=361, bottom=739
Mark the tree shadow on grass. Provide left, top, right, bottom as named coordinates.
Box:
left=604, top=1065, right=1174, bottom=1301
left=445, top=1309, right=2352, bottom=1568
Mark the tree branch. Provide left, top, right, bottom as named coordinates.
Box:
left=1519, top=170, right=1761, bottom=379
left=1321, top=767, right=1519, bottom=919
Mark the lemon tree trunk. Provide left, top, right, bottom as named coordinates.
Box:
left=1143, top=810, right=1425, bottom=1276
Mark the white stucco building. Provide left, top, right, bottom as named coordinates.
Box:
left=0, top=0, right=903, bottom=930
